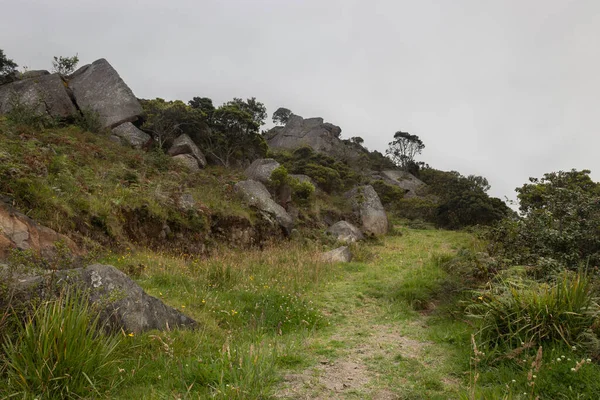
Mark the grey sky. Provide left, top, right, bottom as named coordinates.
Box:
left=3, top=0, right=599, bottom=204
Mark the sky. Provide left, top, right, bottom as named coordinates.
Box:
left=2, top=0, right=599, bottom=204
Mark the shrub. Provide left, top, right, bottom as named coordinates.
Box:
left=467, top=271, right=600, bottom=351
left=290, top=179, right=315, bottom=204
left=5, top=93, right=56, bottom=130
left=2, top=290, right=122, bottom=398
left=74, top=107, right=103, bottom=134
left=371, top=179, right=405, bottom=209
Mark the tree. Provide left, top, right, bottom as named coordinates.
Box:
left=350, top=136, right=364, bottom=145
left=140, top=98, right=205, bottom=149
left=385, top=131, right=425, bottom=171
left=272, top=107, right=292, bottom=125
left=52, top=54, right=79, bottom=75
left=188, top=97, right=215, bottom=121
left=0, top=49, right=18, bottom=85
left=201, top=98, right=267, bottom=167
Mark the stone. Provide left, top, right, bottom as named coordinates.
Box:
left=379, top=170, right=426, bottom=199
left=68, top=59, right=143, bottom=129
left=7, top=264, right=197, bottom=334
left=167, top=134, right=207, bottom=168
left=345, top=185, right=389, bottom=236
left=111, top=122, right=151, bottom=149
left=327, top=221, right=364, bottom=243
left=0, top=200, right=81, bottom=261
left=172, top=154, right=201, bottom=172
left=266, top=114, right=362, bottom=160
left=0, top=73, right=77, bottom=118
left=321, top=246, right=352, bottom=263
left=178, top=193, right=195, bottom=210
left=19, top=70, right=50, bottom=80
left=234, top=180, right=293, bottom=234
left=244, top=158, right=280, bottom=184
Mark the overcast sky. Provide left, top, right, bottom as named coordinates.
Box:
left=2, top=0, right=599, bottom=204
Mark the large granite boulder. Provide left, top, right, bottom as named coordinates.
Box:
left=172, top=154, right=201, bottom=172
left=167, top=134, right=207, bottom=169
left=111, top=122, right=151, bottom=149
left=234, top=180, right=293, bottom=234
left=327, top=221, right=364, bottom=243
left=321, top=246, right=352, bottom=263
left=345, top=185, right=389, bottom=236
left=0, top=73, right=77, bottom=118
left=68, top=59, right=143, bottom=129
left=6, top=264, right=197, bottom=334
left=378, top=170, right=426, bottom=199
left=0, top=200, right=81, bottom=261
left=244, top=158, right=280, bottom=184
left=266, top=114, right=360, bottom=160
left=19, top=70, right=50, bottom=80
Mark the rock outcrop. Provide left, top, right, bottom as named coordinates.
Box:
left=345, top=185, right=389, bottom=236
left=68, top=58, right=143, bottom=129
left=7, top=264, right=197, bottom=334
left=0, top=73, right=77, bottom=118
left=0, top=200, right=81, bottom=261
left=244, top=158, right=280, bottom=184
left=19, top=70, right=50, bottom=80
left=234, top=180, right=293, bottom=234
left=376, top=170, right=426, bottom=199
left=266, top=114, right=360, bottom=160
left=111, top=122, right=151, bottom=149
left=327, top=221, right=364, bottom=243
left=321, top=246, right=352, bottom=263
left=167, top=134, right=207, bottom=169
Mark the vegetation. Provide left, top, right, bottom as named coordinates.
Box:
left=52, top=54, right=79, bottom=75
left=386, top=130, right=425, bottom=171
left=272, top=106, right=292, bottom=125
left=0, top=48, right=18, bottom=84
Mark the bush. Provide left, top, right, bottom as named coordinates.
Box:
left=5, top=93, right=56, bottom=130
left=371, top=179, right=405, bottom=209
left=2, top=290, right=122, bottom=398
left=467, top=271, right=600, bottom=351
left=290, top=179, right=315, bottom=204
left=74, top=107, right=103, bottom=134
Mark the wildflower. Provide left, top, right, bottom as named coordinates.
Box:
left=556, top=358, right=561, bottom=362
left=571, top=368, right=576, bottom=372
left=587, top=359, right=592, bottom=363
left=128, top=332, right=134, bottom=337
left=572, top=346, right=577, bottom=351
left=202, top=299, right=206, bottom=304
left=181, top=305, right=185, bottom=308
left=511, top=379, right=516, bottom=383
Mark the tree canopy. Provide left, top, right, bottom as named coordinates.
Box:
left=385, top=131, right=425, bottom=171
left=272, top=107, right=292, bottom=125
left=0, top=49, right=18, bottom=85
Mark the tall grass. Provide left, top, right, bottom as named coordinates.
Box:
left=468, top=271, right=600, bottom=350
left=2, top=290, right=122, bottom=398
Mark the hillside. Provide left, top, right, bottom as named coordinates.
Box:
left=2, top=55, right=600, bottom=399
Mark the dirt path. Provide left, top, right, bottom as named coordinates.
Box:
left=274, top=276, right=457, bottom=397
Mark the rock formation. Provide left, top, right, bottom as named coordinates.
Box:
left=266, top=114, right=360, bottom=160
left=234, top=180, right=294, bottom=234
left=345, top=185, right=389, bottom=235
left=321, top=246, right=352, bottom=263
left=167, top=134, right=207, bottom=169
left=0, top=200, right=81, bottom=261
left=374, top=170, right=427, bottom=199
left=244, top=158, right=281, bottom=184
left=327, top=221, right=364, bottom=243
left=111, top=122, right=151, bottom=149
left=0, top=73, right=77, bottom=118
left=68, top=58, right=143, bottom=129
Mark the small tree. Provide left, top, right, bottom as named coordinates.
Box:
left=385, top=131, right=425, bottom=171
left=0, top=49, right=18, bottom=84
left=272, top=107, right=292, bottom=125
left=52, top=54, right=79, bottom=75
left=350, top=136, right=364, bottom=145
left=188, top=96, right=215, bottom=121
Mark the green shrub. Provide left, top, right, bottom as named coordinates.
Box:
left=290, top=179, right=315, bottom=204
left=395, top=197, right=437, bottom=221
left=2, top=290, right=122, bottom=398
left=468, top=271, right=600, bottom=351
left=74, top=107, right=104, bottom=134
left=5, top=93, right=56, bottom=130
left=371, top=179, right=405, bottom=209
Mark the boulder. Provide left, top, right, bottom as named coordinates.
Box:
left=345, top=185, right=389, bottom=235
left=244, top=158, right=280, bottom=184
left=172, top=154, right=201, bottom=172
left=0, top=73, right=77, bottom=118
left=321, top=246, right=352, bottom=263
left=68, top=59, right=143, bottom=129
left=379, top=170, right=426, bottom=199
left=167, top=134, right=207, bottom=169
left=265, top=114, right=361, bottom=160
left=327, top=221, right=364, bottom=243
left=234, top=180, right=293, bottom=234
left=0, top=200, right=81, bottom=261
left=111, top=122, right=151, bottom=149
left=7, top=264, right=197, bottom=334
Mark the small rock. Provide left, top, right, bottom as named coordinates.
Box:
left=327, top=221, right=364, bottom=243
left=321, top=246, right=352, bottom=263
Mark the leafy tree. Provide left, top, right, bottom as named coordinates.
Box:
left=202, top=98, right=267, bottom=167
left=52, top=54, right=79, bottom=75
left=350, top=136, right=364, bottom=145
left=140, top=98, right=205, bottom=149
left=386, top=131, right=425, bottom=171
left=272, top=107, right=292, bottom=125
left=0, top=49, right=18, bottom=85
left=188, top=97, right=215, bottom=121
